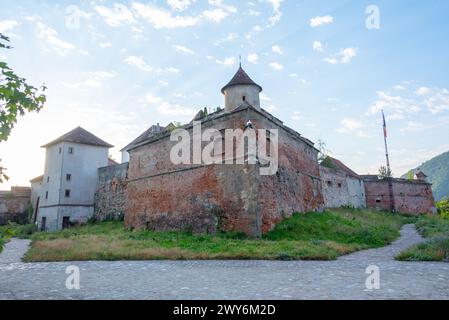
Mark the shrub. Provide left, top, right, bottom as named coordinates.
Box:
left=436, top=198, right=449, bottom=219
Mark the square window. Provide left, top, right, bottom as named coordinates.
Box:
left=65, top=189, right=71, bottom=197
left=66, top=174, right=71, bottom=181
left=68, top=147, right=74, bottom=154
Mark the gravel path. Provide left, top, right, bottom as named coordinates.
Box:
left=1, top=225, right=448, bottom=300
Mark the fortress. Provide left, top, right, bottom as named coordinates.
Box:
left=1, top=66, right=437, bottom=236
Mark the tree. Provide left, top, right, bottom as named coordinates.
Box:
left=0, top=33, right=47, bottom=182
left=316, top=139, right=330, bottom=163
left=436, top=197, right=449, bottom=219
left=378, top=165, right=393, bottom=179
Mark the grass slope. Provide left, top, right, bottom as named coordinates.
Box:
left=23, top=209, right=414, bottom=262
left=396, top=216, right=449, bottom=262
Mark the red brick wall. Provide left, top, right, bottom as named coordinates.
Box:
left=364, top=178, right=435, bottom=214
left=125, top=107, right=324, bottom=236
left=0, top=187, right=31, bottom=225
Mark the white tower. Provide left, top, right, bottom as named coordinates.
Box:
left=221, top=64, right=263, bottom=112
left=37, top=127, right=113, bottom=231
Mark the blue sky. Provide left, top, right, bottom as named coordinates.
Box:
left=1, top=0, right=449, bottom=189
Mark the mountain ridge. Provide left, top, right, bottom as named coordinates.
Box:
left=401, top=151, right=449, bottom=201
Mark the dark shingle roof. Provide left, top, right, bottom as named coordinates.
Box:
left=221, top=66, right=263, bottom=93
left=121, top=124, right=166, bottom=152
left=41, top=127, right=113, bottom=148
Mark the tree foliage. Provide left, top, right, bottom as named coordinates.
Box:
left=378, top=165, right=393, bottom=179
left=0, top=33, right=47, bottom=182
left=437, top=198, right=449, bottom=219
left=316, top=139, right=330, bottom=163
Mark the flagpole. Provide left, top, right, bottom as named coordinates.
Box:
left=382, top=110, right=396, bottom=213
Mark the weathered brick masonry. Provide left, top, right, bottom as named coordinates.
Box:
left=125, top=105, right=324, bottom=237
left=92, top=66, right=436, bottom=237
left=0, top=187, right=31, bottom=225
left=363, top=175, right=436, bottom=214
left=95, top=162, right=128, bottom=221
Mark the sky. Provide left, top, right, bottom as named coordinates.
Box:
left=1, top=0, right=449, bottom=189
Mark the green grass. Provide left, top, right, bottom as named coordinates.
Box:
left=396, top=215, right=449, bottom=262
left=0, top=223, right=38, bottom=253
left=23, top=208, right=414, bottom=262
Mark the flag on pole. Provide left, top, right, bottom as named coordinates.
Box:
left=382, top=110, right=387, bottom=138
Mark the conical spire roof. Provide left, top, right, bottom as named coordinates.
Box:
left=221, top=66, right=262, bottom=94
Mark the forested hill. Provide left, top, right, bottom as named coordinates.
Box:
left=402, top=151, right=449, bottom=201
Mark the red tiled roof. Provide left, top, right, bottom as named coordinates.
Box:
left=325, top=156, right=361, bottom=178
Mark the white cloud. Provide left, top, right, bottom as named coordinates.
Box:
left=167, top=0, right=196, bottom=12
left=214, top=32, right=237, bottom=46
left=208, top=0, right=237, bottom=13
left=393, top=85, right=406, bottom=91
left=33, top=20, right=75, bottom=56
left=365, top=84, right=449, bottom=118
left=336, top=119, right=368, bottom=137
left=415, top=87, right=431, bottom=95
left=215, top=56, right=235, bottom=66
left=324, top=47, right=358, bottom=64
left=95, top=4, right=135, bottom=27
left=173, top=44, right=195, bottom=54
left=272, top=45, right=283, bottom=54
left=0, top=20, right=19, bottom=33
left=62, top=71, right=116, bottom=89
left=260, top=93, right=271, bottom=101
left=144, top=93, right=196, bottom=116
left=247, top=53, right=259, bottom=64
left=313, top=41, right=324, bottom=52
left=131, top=1, right=235, bottom=28
left=145, top=93, right=163, bottom=104
left=310, top=15, right=334, bottom=27
left=99, top=42, right=112, bottom=48
left=266, top=0, right=283, bottom=26
left=292, top=111, right=301, bottom=121
left=247, top=9, right=261, bottom=17
left=324, top=58, right=338, bottom=64
left=337, top=118, right=363, bottom=133
left=125, top=56, right=179, bottom=75
left=124, top=56, right=153, bottom=72
left=340, top=48, right=357, bottom=63
left=203, top=8, right=228, bottom=22
left=269, top=62, right=283, bottom=70
left=132, top=2, right=199, bottom=29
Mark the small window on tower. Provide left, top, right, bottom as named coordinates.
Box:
left=68, top=147, right=74, bottom=154
left=47, top=176, right=50, bottom=183
left=66, top=174, right=71, bottom=181
left=65, top=189, right=71, bottom=198
left=59, top=147, right=62, bottom=154
left=45, top=191, right=48, bottom=199
left=242, top=96, right=246, bottom=101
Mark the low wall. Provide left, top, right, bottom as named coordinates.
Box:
left=320, top=166, right=366, bottom=209
left=94, top=163, right=128, bottom=221
left=0, top=187, right=31, bottom=225
left=363, top=177, right=436, bottom=215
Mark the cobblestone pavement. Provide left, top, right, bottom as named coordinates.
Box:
left=1, top=225, right=448, bottom=300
